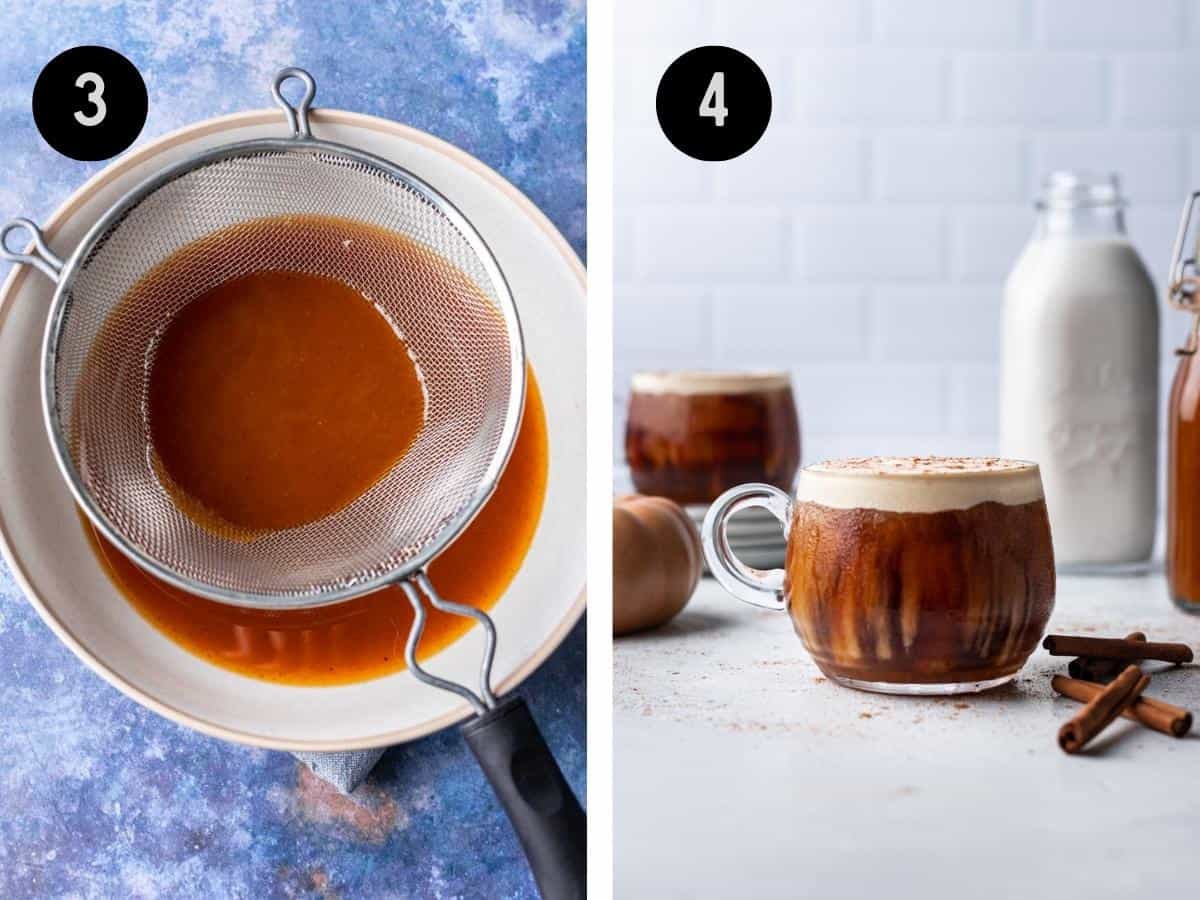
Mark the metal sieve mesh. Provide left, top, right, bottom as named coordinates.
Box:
left=44, top=140, right=523, bottom=609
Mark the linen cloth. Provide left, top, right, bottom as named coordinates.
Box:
left=292, top=748, right=386, bottom=793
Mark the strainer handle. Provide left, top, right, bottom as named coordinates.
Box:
left=400, top=573, right=586, bottom=897
left=0, top=218, right=64, bottom=282
left=271, top=66, right=316, bottom=139
left=462, top=696, right=587, bottom=900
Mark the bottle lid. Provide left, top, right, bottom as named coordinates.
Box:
left=1037, top=171, right=1124, bottom=210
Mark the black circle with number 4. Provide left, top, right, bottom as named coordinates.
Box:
left=32, top=46, right=147, bottom=162
left=656, top=46, right=771, bottom=162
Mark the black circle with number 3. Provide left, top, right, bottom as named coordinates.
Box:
left=32, top=46, right=147, bottom=162
left=656, top=46, right=771, bottom=162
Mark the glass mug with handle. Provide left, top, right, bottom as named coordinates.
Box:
left=702, top=456, right=1056, bottom=695
left=625, top=370, right=800, bottom=505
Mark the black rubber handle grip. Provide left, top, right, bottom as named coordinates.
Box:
left=461, top=696, right=587, bottom=899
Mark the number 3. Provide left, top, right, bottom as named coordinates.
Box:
left=73, top=72, right=106, bottom=127
left=699, top=72, right=727, bottom=127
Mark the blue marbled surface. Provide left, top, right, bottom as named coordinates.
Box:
left=0, top=2, right=585, bottom=897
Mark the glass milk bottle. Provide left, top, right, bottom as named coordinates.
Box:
left=999, top=172, right=1159, bottom=573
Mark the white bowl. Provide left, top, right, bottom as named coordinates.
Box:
left=0, top=109, right=586, bottom=751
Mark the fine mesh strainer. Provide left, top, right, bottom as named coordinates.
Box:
left=1, top=67, right=584, bottom=899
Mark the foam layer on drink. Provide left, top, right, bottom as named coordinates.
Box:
left=796, top=456, right=1043, bottom=513
left=631, top=370, right=790, bottom=395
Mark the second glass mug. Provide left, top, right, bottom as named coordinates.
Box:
left=702, top=458, right=1057, bottom=695
left=624, top=370, right=801, bottom=505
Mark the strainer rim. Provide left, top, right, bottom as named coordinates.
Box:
left=40, top=134, right=526, bottom=609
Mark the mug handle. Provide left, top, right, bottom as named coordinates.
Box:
left=701, top=483, right=791, bottom=611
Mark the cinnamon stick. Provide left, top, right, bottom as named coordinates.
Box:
left=1044, top=634, right=1193, bottom=665
left=1057, top=665, right=1150, bottom=754
left=1067, top=631, right=1147, bottom=681
left=1052, top=674, right=1192, bottom=738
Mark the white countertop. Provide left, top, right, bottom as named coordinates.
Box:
left=615, top=571, right=1200, bottom=899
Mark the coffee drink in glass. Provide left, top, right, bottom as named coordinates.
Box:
left=703, top=456, right=1056, bottom=694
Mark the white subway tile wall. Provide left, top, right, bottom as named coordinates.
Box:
left=613, top=0, right=1200, bottom=490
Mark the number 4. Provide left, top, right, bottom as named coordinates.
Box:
left=699, top=72, right=727, bottom=127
